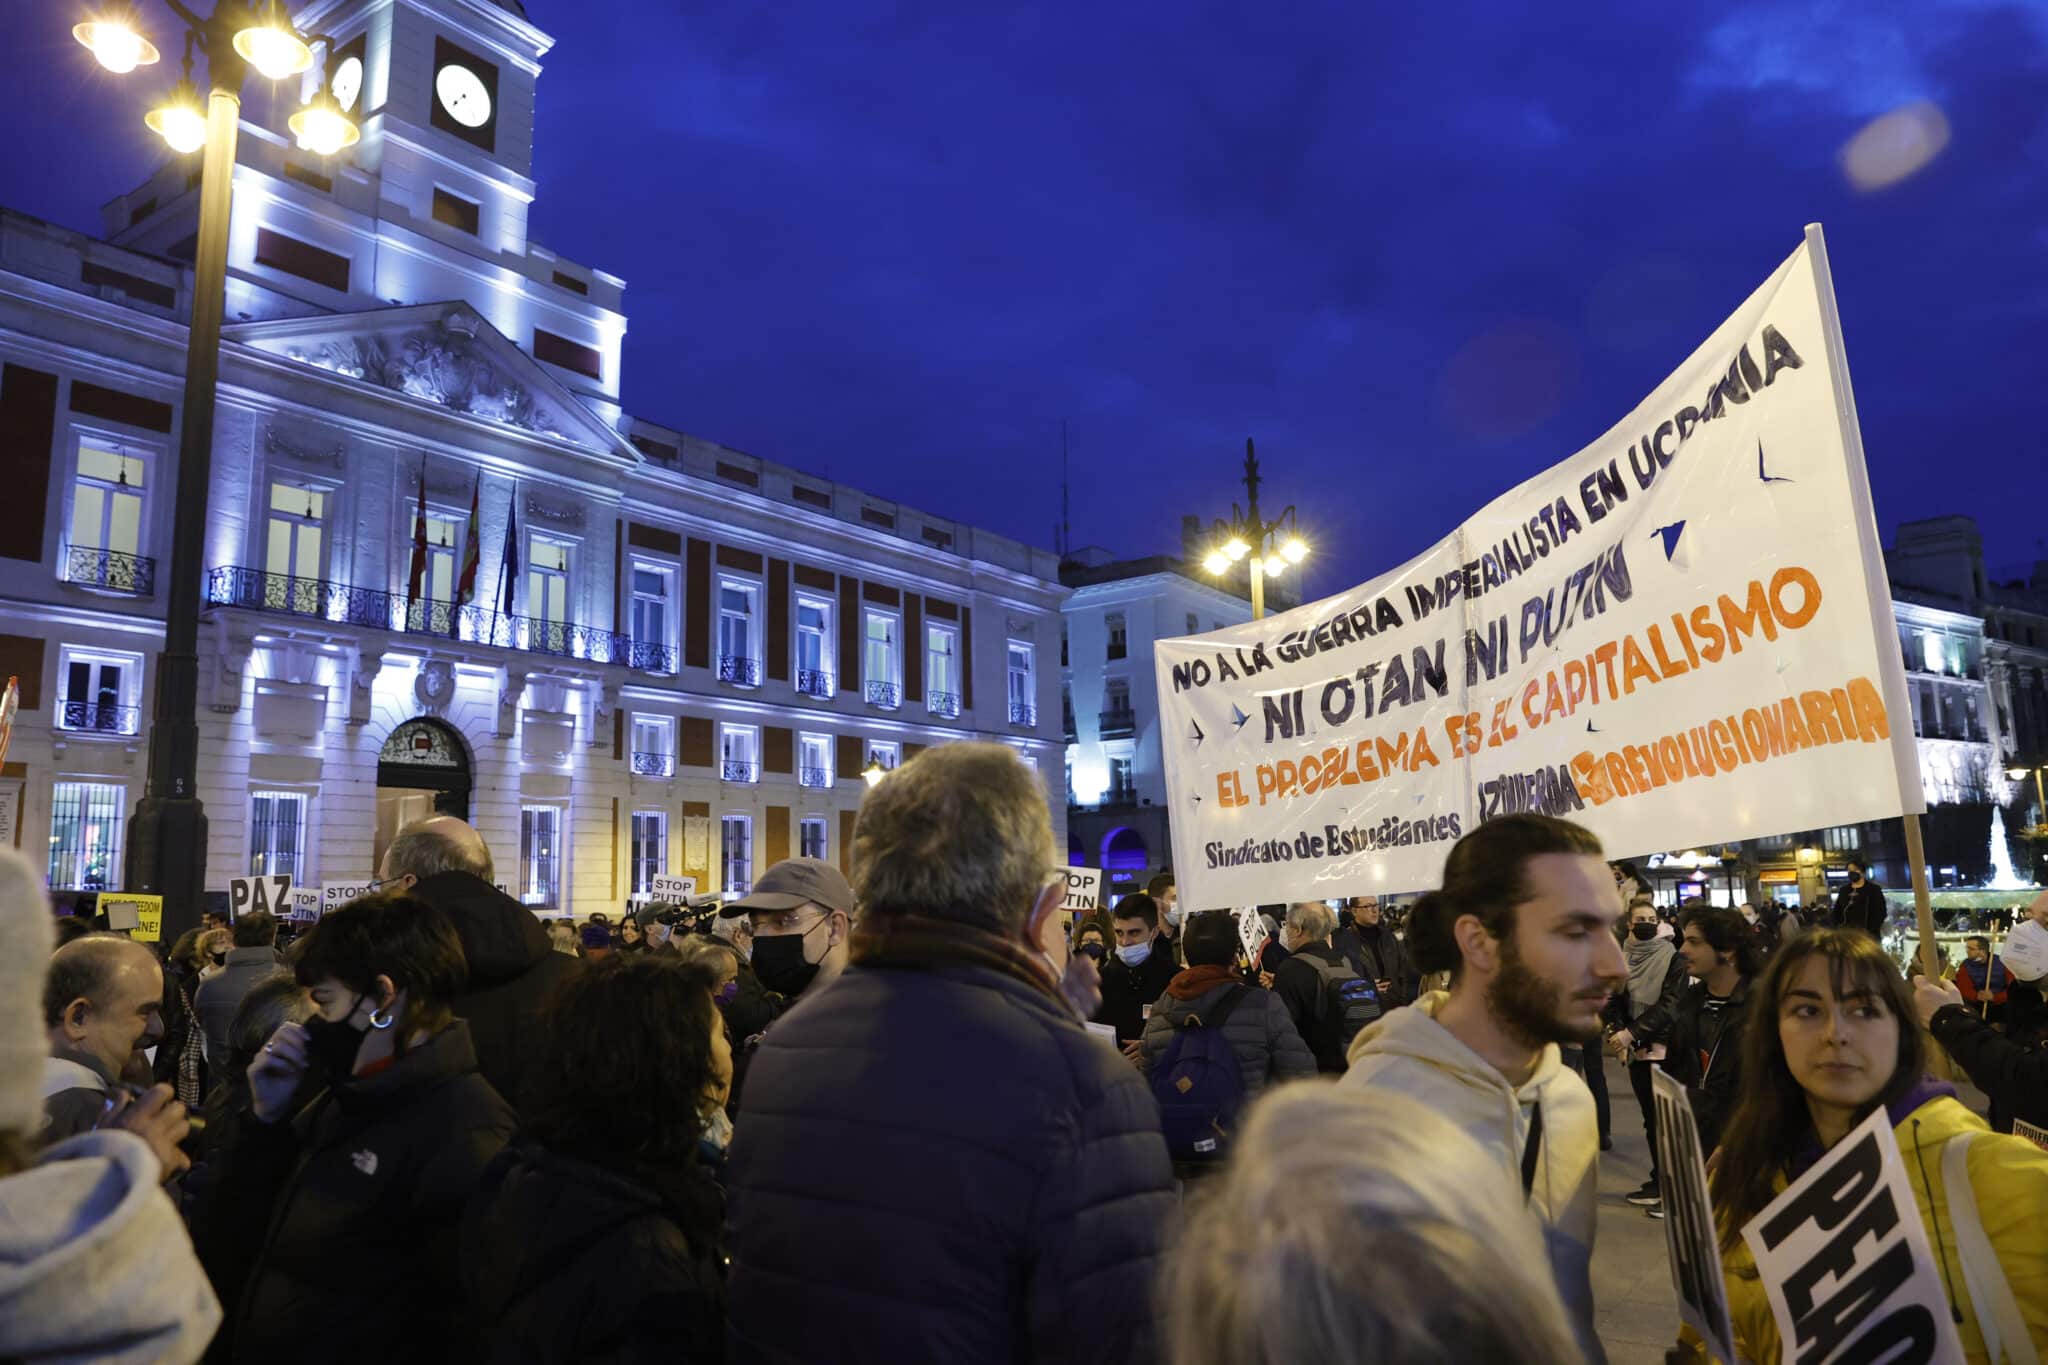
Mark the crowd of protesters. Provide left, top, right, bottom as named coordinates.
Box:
left=1, top=740, right=2044, bottom=1363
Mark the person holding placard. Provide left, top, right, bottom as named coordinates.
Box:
left=1707, top=929, right=2048, bottom=1363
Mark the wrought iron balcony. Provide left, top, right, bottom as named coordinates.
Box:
left=1009, top=701, right=1037, bottom=727
left=926, top=690, right=960, bottom=718
left=58, top=698, right=140, bottom=735
left=721, top=759, right=760, bottom=783
left=799, top=765, right=833, bottom=788
left=796, top=667, right=834, bottom=699
left=208, top=567, right=671, bottom=673
left=632, top=751, right=676, bottom=778
left=718, top=655, right=762, bottom=686
left=865, top=680, right=901, bottom=709
left=64, top=544, right=156, bottom=596
left=1099, top=708, right=1137, bottom=740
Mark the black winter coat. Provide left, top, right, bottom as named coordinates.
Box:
left=1332, top=920, right=1417, bottom=1006
left=1833, top=880, right=1889, bottom=937
left=198, top=1023, right=517, bottom=1364
left=464, top=1143, right=725, bottom=1363
left=1273, top=942, right=1358, bottom=1072
left=727, top=961, right=1176, bottom=1364
left=1091, top=942, right=1180, bottom=1042
left=1659, top=976, right=1752, bottom=1155
left=1929, top=1003, right=2048, bottom=1130
left=409, top=871, right=583, bottom=1115
left=1602, top=940, right=1686, bottom=1045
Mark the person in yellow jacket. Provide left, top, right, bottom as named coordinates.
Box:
left=1705, top=929, right=2048, bottom=1364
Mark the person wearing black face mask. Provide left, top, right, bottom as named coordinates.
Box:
left=716, top=859, right=857, bottom=1115
left=1830, top=858, right=1888, bottom=939
left=1601, top=900, right=1683, bottom=1214
left=184, top=893, right=516, bottom=1364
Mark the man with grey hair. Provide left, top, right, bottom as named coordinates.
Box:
left=727, top=742, right=1175, bottom=1364
left=1272, top=900, right=1377, bottom=1072
left=378, top=814, right=577, bottom=1113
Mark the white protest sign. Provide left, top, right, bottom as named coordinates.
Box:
left=1651, top=1069, right=1737, bottom=1364
left=1060, top=866, right=1103, bottom=913
left=649, top=873, right=697, bottom=900
left=1157, top=229, right=1921, bottom=906
left=1740, top=1104, right=1965, bottom=1365
left=288, top=887, right=322, bottom=920
left=1236, top=905, right=1266, bottom=963
left=321, top=880, right=376, bottom=913
left=229, top=874, right=293, bottom=919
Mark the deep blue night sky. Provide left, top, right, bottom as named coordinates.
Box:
left=4, top=1, right=2045, bottom=595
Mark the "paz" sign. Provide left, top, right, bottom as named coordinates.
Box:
left=229, top=875, right=292, bottom=919
left=1740, top=1106, right=1963, bottom=1365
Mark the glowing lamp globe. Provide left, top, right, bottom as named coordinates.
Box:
left=1280, top=537, right=1309, bottom=564
left=74, top=20, right=160, bottom=74
left=233, top=18, right=314, bottom=81
left=145, top=86, right=208, bottom=154
left=289, top=95, right=360, bottom=156
left=1201, top=550, right=1230, bottom=575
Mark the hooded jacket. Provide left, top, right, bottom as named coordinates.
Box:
left=1138, top=968, right=1318, bottom=1097
left=39, top=1046, right=115, bottom=1146
left=0, top=1130, right=222, bottom=1364
left=1720, top=1092, right=2048, bottom=1364
left=463, top=1142, right=724, bottom=1363
left=1342, top=991, right=1606, bottom=1365
left=407, top=870, right=583, bottom=1114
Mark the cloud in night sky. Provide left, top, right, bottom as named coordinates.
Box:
left=3, top=0, right=2044, bottom=594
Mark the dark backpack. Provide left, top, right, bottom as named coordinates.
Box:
left=1303, top=952, right=1382, bottom=1060
left=1149, top=987, right=1251, bottom=1162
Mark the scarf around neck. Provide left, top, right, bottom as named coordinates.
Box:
left=1624, top=934, right=1675, bottom=1016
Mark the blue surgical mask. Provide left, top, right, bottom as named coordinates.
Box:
left=1116, top=940, right=1152, bottom=967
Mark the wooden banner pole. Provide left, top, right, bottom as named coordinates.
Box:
left=1902, top=813, right=1940, bottom=981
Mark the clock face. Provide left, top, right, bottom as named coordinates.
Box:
left=435, top=64, right=491, bottom=128
left=331, top=55, right=362, bottom=113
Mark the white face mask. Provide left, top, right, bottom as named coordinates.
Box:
left=1116, top=940, right=1152, bottom=967
left=1164, top=906, right=1182, bottom=928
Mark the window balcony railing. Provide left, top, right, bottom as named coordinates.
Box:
left=797, top=667, right=834, bottom=699
left=632, top=751, right=675, bottom=778
left=58, top=698, right=140, bottom=735
left=63, top=544, right=156, bottom=596
left=718, top=655, right=762, bottom=686
left=721, top=759, right=760, bottom=783
left=1009, top=701, right=1037, bottom=727
left=207, top=567, right=674, bottom=674
left=1099, top=707, right=1137, bottom=740
left=799, top=765, right=833, bottom=788
left=926, top=690, right=960, bottom=718
left=865, top=680, right=900, bottom=709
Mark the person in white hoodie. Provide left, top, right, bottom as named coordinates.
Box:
left=1342, top=812, right=1627, bottom=1365
left=0, top=845, right=222, bottom=1364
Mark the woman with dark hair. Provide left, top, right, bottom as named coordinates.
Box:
left=1709, top=930, right=2048, bottom=1363
left=1603, top=898, right=1684, bottom=1212
left=187, top=893, right=516, bottom=1364
left=1661, top=906, right=1761, bottom=1161
left=463, top=952, right=731, bottom=1362
left=1071, top=920, right=1108, bottom=963
left=615, top=915, right=646, bottom=953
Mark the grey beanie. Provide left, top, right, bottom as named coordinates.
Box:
left=0, top=848, right=54, bottom=1136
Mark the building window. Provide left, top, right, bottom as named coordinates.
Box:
left=57, top=646, right=140, bottom=734
left=1186, top=611, right=1199, bottom=634
left=926, top=624, right=960, bottom=716
left=1105, top=677, right=1131, bottom=712
left=864, top=610, right=900, bottom=707
left=722, top=814, right=754, bottom=895
left=67, top=437, right=149, bottom=589
left=1922, top=632, right=1944, bottom=674
left=249, top=791, right=307, bottom=880
left=520, top=804, right=564, bottom=908
left=1007, top=641, right=1036, bottom=725
left=631, top=810, right=667, bottom=895
left=1108, top=754, right=1135, bottom=801
left=431, top=186, right=479, bottom=234
left=800, top=816, right=828, bottom=861
left=630, top=714, right=675, bottom=777
left=48, top=781, right=125, bottom=890
left=421, top=506, right=462, bottom=606
left=865, top=739, right=900, bottom=775
left=266, top=481, right=326, bottom=610
left=1105, top=613, right=1127, bottom=661
left=1060, top=624, right=1068, bottom=668
left=1821, top=825, right=1861, bottom=852
left=799, top=732, right=834, bottom=788
left=630, top=563, right=673, bottom=671
left=720, top=723, right=760, bottom=783
left=526, top=537, right=572, bottom=653
left=718, top=581, right=760, bottom=685
left=796, top=596, right=834, bottom=697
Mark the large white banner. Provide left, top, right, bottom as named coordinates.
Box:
left=1158, top=229, right=1921, bottom=907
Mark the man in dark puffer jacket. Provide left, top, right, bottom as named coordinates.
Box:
left=727, top=743, right=1176, bottom=1364
left=378, top=816, right=582, bottom=1115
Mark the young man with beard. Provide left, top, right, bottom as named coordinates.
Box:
left=1342, top=814, right=1627, bottom=1365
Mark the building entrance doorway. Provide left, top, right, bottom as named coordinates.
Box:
left=375, top=717, right=473, bottom=872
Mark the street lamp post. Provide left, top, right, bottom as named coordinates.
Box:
left=1195, top=438, right=1308, bottom=621
left=76, top=3, right=354, bottom=938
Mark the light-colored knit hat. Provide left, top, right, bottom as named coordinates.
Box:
left=0, top=847, right=55, bottom=1137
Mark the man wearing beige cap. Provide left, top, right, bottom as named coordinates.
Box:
left=721, top=857, right=857, bottom=1004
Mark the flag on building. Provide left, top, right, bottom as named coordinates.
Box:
left=497, top=484, right=520, bottom=617
left=452, top=471, right=482, bottom=635
left=406, top=462, right=429, bottom=610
